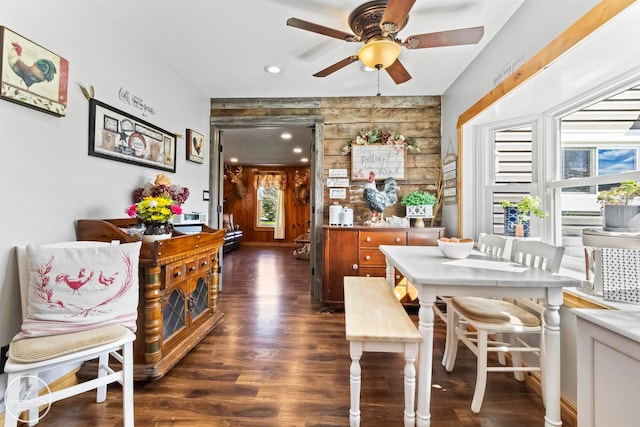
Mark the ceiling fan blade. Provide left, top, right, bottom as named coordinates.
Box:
left=381, top=0, right=416, bottom=34
left=287, top=18, right=359, bottom=42
left=386, top=59, right=412, bottom=84
left=313, top=56, right=359, bottom=77
left=405, top=26, right=484, bottom=49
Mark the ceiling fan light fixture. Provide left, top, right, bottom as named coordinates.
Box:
left=357, top=38, right=400, bottom=69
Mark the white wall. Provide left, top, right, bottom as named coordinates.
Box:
left=0, top=0, right=211, bottom=353
left=440, top=0, right=600, bottom=237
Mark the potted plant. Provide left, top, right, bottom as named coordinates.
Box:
left=402, top=190, right=437, bottom=227
left=500, top=195, right=549, bottom=237
left=597, top=180, right=640, bottom=231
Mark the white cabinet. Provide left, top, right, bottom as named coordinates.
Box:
left=573, top=309, right=640, bottom=427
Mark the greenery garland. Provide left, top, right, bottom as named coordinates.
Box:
left=342, top=128, right=419, bottom=155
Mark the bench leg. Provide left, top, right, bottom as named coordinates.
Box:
left=404, top=343, right=418, bottom=427
left=349, top=342, right=363, bottom=427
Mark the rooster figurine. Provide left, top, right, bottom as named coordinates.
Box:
left=362, top=171, right=399, bottom=224
left=7, top=41, right=57, bottom=88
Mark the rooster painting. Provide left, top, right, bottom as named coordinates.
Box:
left=362, top=171, right=399, bottom=223
left=7, top=41, right=57, bottom=88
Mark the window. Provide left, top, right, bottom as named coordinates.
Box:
left=253, top=170, right=287, bottom=233
left=555, top=82, right=640, bottom=260
left=488, top=125, right=537, bottom=235
left=256, top=185, right=280, bottom=228
left=479, top=81, right=640, bottom=268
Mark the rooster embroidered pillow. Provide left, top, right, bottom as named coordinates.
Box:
left=15, top=241, right=141, bottom=340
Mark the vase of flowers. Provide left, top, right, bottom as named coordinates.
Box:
left=133, top=174, right=190, bottom=205
left=126, top=196, right=182, bottom=242
left=500, top=196, right=548, bottom=237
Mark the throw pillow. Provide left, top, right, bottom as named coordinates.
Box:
left=14, top=241, right=141, bottom=340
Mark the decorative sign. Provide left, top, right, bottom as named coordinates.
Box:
left=493, top=55, right=526, bottom=86
left=118, top=87, right=156, bottom=117
left=327, top=178, right=349, bottom=188
left=330, top=188, right=347, bottom=199
left=443, top=147, right=458, bottom=206
left=329, top=168, right=347, bottom=178
left=351, top=144, right=406, bottom=180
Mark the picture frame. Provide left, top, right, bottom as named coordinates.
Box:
left=351, top=144, right=407, bottom=180
left=186, top=128, right=205, bottom=163
left=88, top=98, right=176, bottom=172
left=0, top=26, right=69, bottom=116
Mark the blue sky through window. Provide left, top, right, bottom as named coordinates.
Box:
left=598, top=149, right=636, bottom=175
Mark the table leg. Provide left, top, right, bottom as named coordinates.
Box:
left=542, top=300, right=562, bottom=427
left=416, top=292, right=435, bottom=427
left=349, top=342, right=363, bottom=427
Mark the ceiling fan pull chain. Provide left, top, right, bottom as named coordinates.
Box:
left=376, top=64, right=382, bottom=97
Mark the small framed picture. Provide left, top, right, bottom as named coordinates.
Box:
left=186, top=129, right=205, bottom=163
left=0, top=26, right=69, bottom=116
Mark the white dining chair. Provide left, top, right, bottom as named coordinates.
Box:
left=435, top=234, right=507, bottom=370
left=447, top=239, right=565, bottom=413
left=3, top=242, right=138, bottom=427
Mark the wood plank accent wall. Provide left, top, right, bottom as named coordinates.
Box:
left=224, top=165, right=310, bottom=245
left=212, top=96, right=442, bottom=238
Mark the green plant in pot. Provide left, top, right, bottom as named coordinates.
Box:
left=500, top=195, right=548, bottom=237
left=597, top=180, right=640, bottom=231
left=402, top=190, right=437, bottom=227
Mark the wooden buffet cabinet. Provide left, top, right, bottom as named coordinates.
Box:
left=322, top=226, right=446, bottom=305
left=76, top=219, right=225, bottom=380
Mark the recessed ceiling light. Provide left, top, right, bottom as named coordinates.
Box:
left=301, top=158, right=309, bottom=163
left=229, top=157, right=239, bottom=163
left=281, top=132, right=292, bottom=139
left=264, top=65, right=282, bottom=74
left=293, top=147, right=302, bottom=153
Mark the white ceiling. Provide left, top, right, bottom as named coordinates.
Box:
left=98, top=0, right=525, bottom=164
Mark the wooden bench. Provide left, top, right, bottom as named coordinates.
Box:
left=343, top=277, right=422, bottom=427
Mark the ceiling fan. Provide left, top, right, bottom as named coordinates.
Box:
left=287, top=0, right=484, bottom=84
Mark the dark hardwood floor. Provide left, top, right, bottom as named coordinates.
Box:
left=34, top=245, right=546, bottom=426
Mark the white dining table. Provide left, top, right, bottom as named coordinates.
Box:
left=379, top=245, right=581, bottom=427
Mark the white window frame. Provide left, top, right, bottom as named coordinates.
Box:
left=545, top=70, right=640, bottom=251
left=474, top=115, right=547, bottom=238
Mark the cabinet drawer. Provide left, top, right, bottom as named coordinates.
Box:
left=184, top=258, right=199, bottom=279
left=358, top=267, right=386, bottom=278
left=359, top=249, right=387, bottom=266
left=359, top=231, right=406, bottom=247
left=408, top=231, right=442, bottom=246
left=198, top=254, right=211, bottom=271
left=166, top=262, right=185, bottom=286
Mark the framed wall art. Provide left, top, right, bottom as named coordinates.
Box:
left=351, top=144, right=406, bottom=180
left=0, top=26, right=69, bottom=116
left=88, top=98, right=177, bottom=172
left=186, top=128, right=205, bottom=164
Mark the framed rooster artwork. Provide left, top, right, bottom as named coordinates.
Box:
left=186, top=128, right=205, bottom=164
left=0, top=27, right=69, bottom=116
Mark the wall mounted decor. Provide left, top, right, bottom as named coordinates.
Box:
left=88, top=98, right=176, bottom=172
left=0, top=26, right=69, bottom=116
left=186, top=128, right=205, bottom=163
left=351, top=144, right=406, bottom=180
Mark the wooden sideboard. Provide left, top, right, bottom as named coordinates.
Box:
left=322, top=226, right=446, bottom=305
left=76, top=218, right=225, bottom=380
